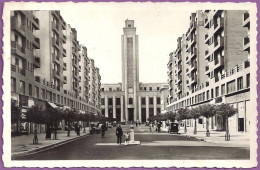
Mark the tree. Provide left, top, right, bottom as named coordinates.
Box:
left=25, top=106, right=45, bottom=124
left=11, top=101, right=21, bottom=134
left=189, top=107, right=201, bottom=134
left=216, top=103, right=238, bottom=141
left=166, top=111, right=177, bottom=122
left=176, top=108, right=189, bottom=132
left=199, top=104, right=217, bottom=137
left=62, top=108, right=77, bottom=136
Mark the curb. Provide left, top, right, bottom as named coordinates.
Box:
left=12, top=133, right=89, bottom=159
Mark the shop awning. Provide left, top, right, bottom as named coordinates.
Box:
left=47, top=102, right=58, bottom=109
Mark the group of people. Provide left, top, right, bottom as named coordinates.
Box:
left=148, top=122, right=162, bottom=134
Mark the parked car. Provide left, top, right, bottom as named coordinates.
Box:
left=168, top=122, right=179, bottom=134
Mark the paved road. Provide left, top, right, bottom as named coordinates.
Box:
left=13, top=125, right=250, bottom=160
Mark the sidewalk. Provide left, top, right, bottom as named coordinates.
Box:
left=177, top=126, right=250, bottom=148
left=12, top=128, right=90, bottom=158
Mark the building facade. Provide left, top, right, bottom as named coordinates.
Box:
left=11, top=10, right=101, bottom=133
left=101, top=20, right=168, bottom=123
left=167, top=10, right=251, bottom=133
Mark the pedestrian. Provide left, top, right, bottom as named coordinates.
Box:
left=148, top=123, right=153, bottom=134
left=136, top=121, right=138, bottom=127
left=158, top=122, right=161, bottom=133
left=116, top=124, right=123, bottom=144
left=101, top=123, right=106, bottom=138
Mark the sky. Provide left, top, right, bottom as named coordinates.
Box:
left=60, top=3, right=194, bottom=84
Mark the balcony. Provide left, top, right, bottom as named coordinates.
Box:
left=190, top=48, right=197, bottom=59
left=205, top=49, right=210, bottom=59
left=52, top=53, right=60, bottom=64
left=11, top=64, right=26, bottom=76
left=191, top=35, right=196, bottom=45
left=177, top=76, right=182, bottom=83
left=33, top=36, right=40, bottom=49
left=204, top=17, right=209, bottom=28
left=51, top=11, right=59, bottom=19
left=63, top=76, right=67, bottom=84
left=32, top=15, right=39, bottom=29
left=243, top=11, right=250, bottom=28
left=61, top=34, right=66, bottom=43
left=214, top=55, right=224, bottom=70
left=11, top=41, right=26, bottom=59
left=63, top=62, right=67, bottom=71
left=11, top=16, right=26, bottom=36
left=243, top=36, right=250, bottom=51
left=191, top=75, right=197, bottom=84
left=51, top=21, right=59, bottom=33
left=33, top=56, right=40, bottom=68
left=205, top=65, right=210, bottom=75
left=52, top=69, right=60, bottom=79
left=52, top=37, right=60, bottom=49
left=191, top=61, right=197, bottom=72
left=214, top=17, right=224, bottom=33
left=214, top=36, right=224, bottom=51
left=62, top=48, right=66, bottom=57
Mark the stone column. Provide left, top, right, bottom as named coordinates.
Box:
left=113, top=96, right=116, bottom=118
left=154, top=96, right=157, bottom=116
left=120, top=96, right=124, bottom=122
left=138, top=95, right=142, bottom=123
left=105, top=96, right=108, bottom=117
left=146, top=96, right=149, bottom=121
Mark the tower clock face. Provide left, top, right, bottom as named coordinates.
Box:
left=128, top=88, right=133, bottom=94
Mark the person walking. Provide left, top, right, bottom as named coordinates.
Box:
left=116, top=124, right=123, bottom=144
left=158, top=122, right=161, bottom=133
left=101, top=123, right=106, bottom=138
left=148, top=123, right=153, bottom=134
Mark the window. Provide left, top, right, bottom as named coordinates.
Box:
left=101, top=88, right=104, bottom=91
left=57, top=95, right=60, bottom=103
left=215, top=86, right=219, bottom=97
left=129, top=98, right=133, bottom=104
left=206, top=90, right=209, bottom=100
left=117, top=87, right=120, bottom=91
left=157, top=87, right=160, bottom=91
left=116, top=98, right=120, bottom=105
left=101, top=98, right=105, bottom=105
left=237, top=77, right=243, bottom=90
left=34, top=86, right=39, bottom=98
left=41, top=89, right=45, bottom=99
left=141, top=97, right=145, bottom=105
left=246, top=74, right=250, bottom=88
left=102, top=109, right=105, bottom=116
left=157, top=108, right=161, bottom=114
left=157, top=97, right=160, bottom=104
left=211, top=88, right=214, bottom=98
left=227, top=80, right=235, bottom=94
left=108, top=98, right=112, bottom=105
left=149, top=97, right=153, bottom=105
left=144, top=87, right=146, bottom=91
left=109, top=88, right=112, bottom=91
left=149, top=87, right=152, bottom=91
left=221, top=84, right=225, bottom=95
left=29, top=84, right=32, bottom=96
left=20, top=81, right=25, bottom=94
left=11, top=77, right=16, bottom=93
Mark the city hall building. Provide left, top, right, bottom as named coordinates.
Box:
left=101, top=20, right=168, bottom=123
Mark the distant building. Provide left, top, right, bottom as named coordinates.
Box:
left=101, top=20, right=168, bottom=123
left=167, top=10, right=250, bottom=132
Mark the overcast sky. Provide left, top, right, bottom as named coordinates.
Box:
left=60, top=3, right=194, bottom=84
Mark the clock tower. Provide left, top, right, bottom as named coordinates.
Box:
left=121, top=19, right=139, bottom=121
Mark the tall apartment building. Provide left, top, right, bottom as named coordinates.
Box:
left=11, top=10, right=101, bottom=133
left=167, top=10, right=251, bottom=133
left=101, top=20, right=168, bottom=123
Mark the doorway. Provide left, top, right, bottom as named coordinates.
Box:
left=128, top=108, right=134, bottom=122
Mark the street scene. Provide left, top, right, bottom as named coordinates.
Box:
left=12, top=124, right=249, bottom=160
left=4, top=2, right=257, bottom=168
